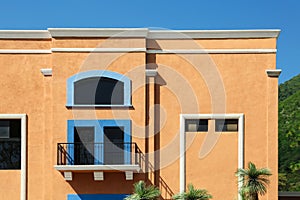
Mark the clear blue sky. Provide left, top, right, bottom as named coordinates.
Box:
left=1, top=0, right=299, bottom=83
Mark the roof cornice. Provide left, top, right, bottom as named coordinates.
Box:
left=48, top=28, right=149, bottom=38
left=0, top=30, right=51, bottom=39
left=148, top=29, right=281, bottom=39
left=0, top=28, right=281, bottom=39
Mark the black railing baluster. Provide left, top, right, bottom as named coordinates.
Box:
left=134, top=143, right=137, bottom=165
left=57, top=144, right=59, bottom=165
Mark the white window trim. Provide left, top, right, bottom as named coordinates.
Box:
left=180, top=114, right=244, bottom=200
left=0, top=114, right=27, bottom=200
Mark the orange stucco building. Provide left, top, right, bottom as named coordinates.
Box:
left=0, top=28, right=281, bottom=200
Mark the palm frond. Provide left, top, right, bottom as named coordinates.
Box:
left=125, top=180, right=161, bottom=200
left=173, top=184, right=212, bottom=200
left=236, top=162, right=272, bottom=200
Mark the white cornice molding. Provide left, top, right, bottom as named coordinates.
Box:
left=0, top=49, right=51, bottom=54
left=0, top=48, right=277, bottom=54
left=0, top=30, right=51, bottom=39
left=48, top=28, right=149, bottom=38
left=147, top=49, right=277, bottom=54
left=51, top=47, right=146, bottom=53
left=0, top=29, right=281, bottom=39
left=148, top=29, right=281, bottom=39
left=266, top=69, right=282, bottom=77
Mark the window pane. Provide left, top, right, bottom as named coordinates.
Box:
left=185, top=119, right=208, bottom=132
left=104, top=127, right=124, bottom=164
left=0, top=119, right=21, bottom=169
left=95, top=77, right=124, bottom=105
left=8, top=120, right=21, bottom=138
left=215, top=119, right=238, bottom=132
left=0, top=121, right=9, bottom=138
left=74, top=127, right=95, bottom=165
left=74, top=77, right=124, bottom=105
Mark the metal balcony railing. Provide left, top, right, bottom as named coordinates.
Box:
left=57, top=142, right=142, bottom=166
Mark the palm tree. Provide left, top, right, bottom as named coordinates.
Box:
left=173, top=184, right=212, bottom=200
left=235, top=162, right=272, bottom=200
left=124, top=180, right=161, bottom=200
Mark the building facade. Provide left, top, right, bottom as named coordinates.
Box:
left=0, top=28, right=281, bottom=200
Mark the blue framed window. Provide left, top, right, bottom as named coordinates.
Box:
left=67, top=120, right=131, bottom=165
left=68, top=194, right=128, bottom=200
left=66, top=70, right=131, bottom=107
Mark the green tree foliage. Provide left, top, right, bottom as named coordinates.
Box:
left=173, top=184, right=212, bottom=200
left=124, top=180, right=161, bottom=200
left=279, top=74, right=300, bottom=101
left=236, top=162, right=272, bottom=200
left=278, top=73, right=300, bottom=191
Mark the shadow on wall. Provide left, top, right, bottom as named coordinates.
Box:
left=145, top=53, right=172, bottom=200
left=138, top=149, right=174, bottom=200
left=64, top=148, right=174, bottom=199
left=68, top=172, right=144, bottom=194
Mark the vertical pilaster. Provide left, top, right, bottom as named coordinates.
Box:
left=266, top=69, right=281, bottom=200
left=41, top=68, right=53, bottom=200
left=148, top=75, right=155, bottom=183
left=145, top=53, right=158, bottom=185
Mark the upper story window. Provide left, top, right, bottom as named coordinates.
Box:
left=215, top=119, right=238, bottom=132
left=74, top=77, right=124, bottom=105
left=185, top=119, right=208, bottom=132
left=67, top=70, right=131, bottom=107
left=0, top=119, right=21, bottom=169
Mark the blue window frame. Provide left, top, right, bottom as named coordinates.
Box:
left=68, top=194, right=128, bottom=200
left=67, top=120, right=131, bottom=165
left=66, top=70, right=131, bottom=107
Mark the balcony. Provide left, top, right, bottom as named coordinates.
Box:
left=54, top=142, right=142, bottom=181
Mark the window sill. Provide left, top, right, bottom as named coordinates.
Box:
left=66, top=104, right=133, bottom=108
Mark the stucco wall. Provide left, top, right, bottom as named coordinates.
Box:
left=0, top=32, right=279, bottom=200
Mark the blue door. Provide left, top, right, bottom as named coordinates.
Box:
left=68, top=194, right=128, bottom=200
left=67, top=120, right=131, bottom=165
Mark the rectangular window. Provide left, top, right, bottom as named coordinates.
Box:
left=0, top=119, right=21, bottom=169
left=0, top=121, right=10, bottom=138
left=215, top=119, right=238, bottom=132
left=185, top=119, right=208, bottom=132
